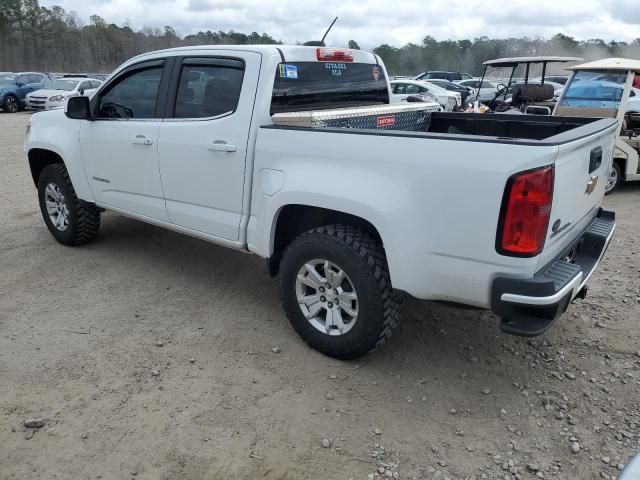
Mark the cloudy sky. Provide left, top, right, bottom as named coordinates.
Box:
left=41, top=0, right=640, bottom=48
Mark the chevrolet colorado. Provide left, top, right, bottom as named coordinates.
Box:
left=25, top=45, right=617, bottom=359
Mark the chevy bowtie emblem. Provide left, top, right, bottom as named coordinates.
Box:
left=585, top=175, right=598, bottom=194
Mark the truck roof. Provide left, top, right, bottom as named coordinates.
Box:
left=126, top=45, right=379, bottom=65
left=567, top=57, right=640, bottom=72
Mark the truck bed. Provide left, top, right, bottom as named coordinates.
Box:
left=265, top=111, right=612, bottom=145
left=426, top=112, right=598, bottom=141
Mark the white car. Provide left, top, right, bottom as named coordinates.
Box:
left=455, top=79, right=499, bottom=102
left=26, top=77, right=102, bottom=111
left=626, top=87, right=640, bottom=111
left=390, top=79, right=460, bottom=111
left=25, top=45, right=617, bottom=359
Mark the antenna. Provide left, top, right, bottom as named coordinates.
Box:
left=320, top=17, right=339, bottom=44
left=303, top=17, right=339, bottom=47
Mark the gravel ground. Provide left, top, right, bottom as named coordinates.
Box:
left=1, top=111, right=639, bottom=480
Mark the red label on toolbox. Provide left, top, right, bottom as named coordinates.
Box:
left=376, top=115, right=396, bottom=127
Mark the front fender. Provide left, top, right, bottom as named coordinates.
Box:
left=26, top=109, right=94, bottom=202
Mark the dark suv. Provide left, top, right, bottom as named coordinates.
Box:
left=415, top=70, right=474, bottom=82
left=0, top=72, right=51, bottom=113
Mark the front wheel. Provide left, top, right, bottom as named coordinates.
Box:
left=37, top=164, right=101, bottom=245
left=605, top=161, right=622, bottom=194
left=279, top=225, right=400, bottom=359
left=3, top=94, right=19, bottom=113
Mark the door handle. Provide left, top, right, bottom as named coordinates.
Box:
left=208, top=141, right=237, bottom=152
left=132, top=135, right=153, bottom=145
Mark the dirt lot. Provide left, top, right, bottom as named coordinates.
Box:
left=1, top=111, right=639, bottom=480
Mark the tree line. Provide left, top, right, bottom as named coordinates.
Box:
left=1, top=0, right=639, bottom=75
left=374, top=34, right=640, bottom=76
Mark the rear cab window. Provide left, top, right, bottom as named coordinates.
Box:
left=271, top=61, right=388, bottom=114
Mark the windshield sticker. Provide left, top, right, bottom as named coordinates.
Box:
left=372, top=66, right=380, bottom=81
left=326, top=63, right=347, bottom=77
left=279, top=64, right=299, bottom=79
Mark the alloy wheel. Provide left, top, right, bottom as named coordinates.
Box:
left=295, top=259, right=359, bottom=336
left=44, top=183, right=70, bottom=231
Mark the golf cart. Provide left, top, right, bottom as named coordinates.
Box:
left=473, top=56, right=582, bottom=114
left=553, top=58, right=640, bottom=193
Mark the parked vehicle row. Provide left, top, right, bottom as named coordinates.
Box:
left=1, top=71, right=107, bottom=113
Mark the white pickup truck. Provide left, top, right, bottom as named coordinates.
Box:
left=25, top=45, right=617, bottom=359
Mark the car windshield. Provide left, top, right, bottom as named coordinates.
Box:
left=560, top=70, right=626, bottom=109
left=46, top=79, right=79, bottom=91
left=0, top=75, right=16, bottom=86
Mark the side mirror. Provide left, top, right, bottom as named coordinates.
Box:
left=16, top=81, right=24, bottom=87
left=79, top=89, right=84, bottom=96
left=66, top=96, right=91, bottom=120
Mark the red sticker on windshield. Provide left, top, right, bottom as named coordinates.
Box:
left=377, top=115, right=395, bottom=127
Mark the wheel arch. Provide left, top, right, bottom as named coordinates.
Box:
left=28, top=148, right=65, bottom=186
left=613, top=156, right=626, bottom=176
left=268, top=204, right=384, bottom=276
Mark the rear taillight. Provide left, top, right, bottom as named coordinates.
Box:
left=497, top=165, right=554, bottom=257
left=316, top=48, right=353, bottom=62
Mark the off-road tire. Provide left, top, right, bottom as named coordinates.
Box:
left=3, top=94, right=19, bottom=113
left=279, top=225, right=401, bottom=359
left=37, top=164, right=100, bottom=246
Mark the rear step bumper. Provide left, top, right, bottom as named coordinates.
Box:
left=491, top=208, right=615, bottom=336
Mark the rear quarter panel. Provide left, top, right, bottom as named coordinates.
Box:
left=249, top=127, right=560, bottom=307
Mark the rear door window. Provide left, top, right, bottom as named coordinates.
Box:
left=173, top=59, right=244, bottom=118
left=271, top=62, right=388, bottom=114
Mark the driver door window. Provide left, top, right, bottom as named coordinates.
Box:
left=98, top=67, right=163, bottom=119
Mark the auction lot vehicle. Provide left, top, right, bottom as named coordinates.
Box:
left=423, top=79, right=474, bottom=107
left=25, top=45, right=617, bottom=359
left=0, top=72, right=51, bottom=113
left=415, top=70, right=474, bottom=82
left=474, top=57, right=581, bottom=114
left=390, top=79, right=460, bottom=111
left=553, top=58, right=640, bottom=193
left=26, top=77, right=102, bottom=111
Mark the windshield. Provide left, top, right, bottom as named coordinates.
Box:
left=46, top=79, right=79, bottom=91
left=560, top=70, right=626, bottom=109
left=271, top=62, right=388, bottom=114
left=481, top=63, right=565, bottom=98
left=0, top=75, right=16, bottom=86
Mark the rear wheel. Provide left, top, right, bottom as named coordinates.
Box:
left=279, top=225, right=400, bottom=359
left=605, top=161, right=622, bottom=194
left=37, top=164, right=101, bottom=245
left=3, top=94, right=19, bottom=113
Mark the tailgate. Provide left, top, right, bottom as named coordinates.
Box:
left=538, top=119, right=618, bottom=268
